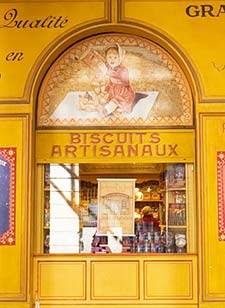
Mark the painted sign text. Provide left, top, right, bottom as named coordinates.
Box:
left=50, top=132, right=179, bottom=158
left=186, top=4, right=225, bottom=17
left=0, top=8, right=69, bottom=28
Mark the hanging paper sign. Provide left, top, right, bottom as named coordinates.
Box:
left=0, top=148, right=16, bottom=245
left=217, top=151, right=225, bottom=241
left=97, top=179, right=135, bottom=236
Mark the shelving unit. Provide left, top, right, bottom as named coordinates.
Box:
left=161, top=163, right=195, bottom=253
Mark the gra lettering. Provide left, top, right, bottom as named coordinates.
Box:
left=186, top=4, right=225, bottom=17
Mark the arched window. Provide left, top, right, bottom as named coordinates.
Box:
left=35, top=33, right=195, bottom=255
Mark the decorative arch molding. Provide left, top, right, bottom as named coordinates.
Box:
left=28, top=24, right=198, bottom=128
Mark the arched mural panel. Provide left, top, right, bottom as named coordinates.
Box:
left=37, top=33, right=193, bottom=128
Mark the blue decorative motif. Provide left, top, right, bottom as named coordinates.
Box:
left=0, top=156, right=10, bottom=235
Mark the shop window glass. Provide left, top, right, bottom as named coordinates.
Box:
left=42, top=163, right=194, bottom=254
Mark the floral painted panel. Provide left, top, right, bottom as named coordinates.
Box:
left=0, top=148, right=16, bottom=245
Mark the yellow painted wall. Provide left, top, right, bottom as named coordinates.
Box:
left=0, top=0, right=225, bottom=307
left=33, top=254, right=198, bottom=306
left=121, top=0, right=225, bottom=100
left=0, top=116, right=30, bottom=304
left=199, top=114, right=225, bottom=301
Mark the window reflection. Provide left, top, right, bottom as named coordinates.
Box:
left=44, top=164, right=80, bottom=253
left=43, top=163, right=191, bottom=254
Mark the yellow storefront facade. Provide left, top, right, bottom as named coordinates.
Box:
left=0, top=1, right=225, bottom=308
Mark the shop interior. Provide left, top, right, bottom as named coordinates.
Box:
left=42, top=162, right=190, bottom=254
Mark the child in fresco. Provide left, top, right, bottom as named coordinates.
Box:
left=79, top=43, right=135, bottom=117
left=99, top=44, right=135, bottom=116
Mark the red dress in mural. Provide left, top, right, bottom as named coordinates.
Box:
left=105, top=64, right=135, bottom=113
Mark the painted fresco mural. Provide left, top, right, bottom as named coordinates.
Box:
left=37, top=34, right=193, bottom=128
left=0, top=147, right=16, bottom=245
